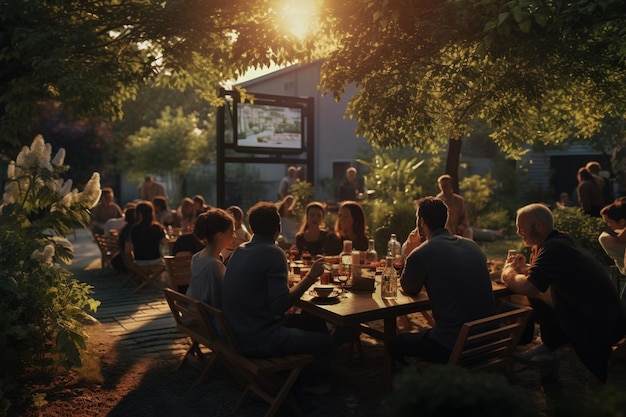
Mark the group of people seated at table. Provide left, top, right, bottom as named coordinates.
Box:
left=95, top=174, right=626, bottom=393
left=181, top=190, right=625, bottom=395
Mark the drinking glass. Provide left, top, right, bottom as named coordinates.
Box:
left=393, top=255, right=405, bottom=274
left=337, top=274, right=349, bottom=298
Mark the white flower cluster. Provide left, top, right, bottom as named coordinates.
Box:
left=52, top=172, right=102, bottom=211
left=30, top=236, right=73, bottom=266
left=0, top=135, right=102, bottom=214
left=31, top=244, right=55, bottom=265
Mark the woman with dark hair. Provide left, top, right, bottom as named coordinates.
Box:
left=175, top=197, right=196, bottom=232
left=292, top=202, right=328, bottom=258
left=186, top=209, right=235, bottom=307
left=323, top=200, right=369, bottom=255
left=127, top=201, right=168, bottom=266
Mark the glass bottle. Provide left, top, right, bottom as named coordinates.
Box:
left=387, top=233, right=404, bottom=273
left=381, top=256, right=398, bottom=299
left=366, top=239, right=378, bottom=264
left=339, top=240, right=353, bottom=285
left=387, top=233, right=401, bottom=257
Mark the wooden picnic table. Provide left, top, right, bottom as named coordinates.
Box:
left=296, top=281, right=512, bottom=389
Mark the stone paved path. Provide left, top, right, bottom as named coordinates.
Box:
left=69, top=228, right=189, bottom=360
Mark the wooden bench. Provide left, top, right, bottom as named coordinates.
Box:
left=196, top=301, right=314, bottom=417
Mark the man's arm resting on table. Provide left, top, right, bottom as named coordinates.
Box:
left=501, top=265, right=540, bottom=297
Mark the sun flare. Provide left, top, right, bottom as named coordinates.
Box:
left=278, top=0, right=319, bottom=40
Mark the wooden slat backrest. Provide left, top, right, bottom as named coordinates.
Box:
left=163, top=254, right=192, bottom=292
left=448, top=306, right=532, bottom=372
left=196, top=302, right=313, bottom=373
left=163, top=288, right=217, bottom=344
left=195, top=300, right=313, bottom=417
left=93, top=233, right=120, bottom=267
left=196, top=301, right=242, bottom=353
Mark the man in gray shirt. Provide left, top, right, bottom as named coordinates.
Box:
left=390, top=196, right=497, bottom=364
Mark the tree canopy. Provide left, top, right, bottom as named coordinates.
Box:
left=313, top=0, right=626, bottom=180
left=4, top=0, right=626, bottom=187
left=0, top=0, right=307, bottom=149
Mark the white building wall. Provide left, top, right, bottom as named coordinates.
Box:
left=238, top=61, right=368, bottom=195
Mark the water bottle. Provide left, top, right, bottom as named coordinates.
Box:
left=381, top=256, right=398, bottom=299
left=339, top=240, right=353, bottom=284
left=366, top=239, right=378, bottom=264
left=387, top=233, right=401, bottom=257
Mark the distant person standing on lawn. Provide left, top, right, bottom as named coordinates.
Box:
left=502, top=203, right=626, bottom=384
left=139, top=175, right=166, bottom=202
left=436, top=174, right=473, bottom=240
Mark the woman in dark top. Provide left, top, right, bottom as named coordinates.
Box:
left=324, top=200, right=369, bottom=255
left=292, top=202, right=329, bottom=258
left=127, top=201, right=167, bottom=265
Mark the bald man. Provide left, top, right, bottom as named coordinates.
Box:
left=503, top=203, right=626, bottom=384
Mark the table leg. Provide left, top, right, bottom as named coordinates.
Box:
left=383, top=316, right=397, bottom=390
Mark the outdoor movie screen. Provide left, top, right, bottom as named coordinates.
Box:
left=235, top=102, right=304, bottom=153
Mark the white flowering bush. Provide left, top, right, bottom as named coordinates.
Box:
left=0, top=135, right=102, bottom=383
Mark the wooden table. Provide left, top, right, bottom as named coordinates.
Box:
left=295, top=281, right=512, bottom=389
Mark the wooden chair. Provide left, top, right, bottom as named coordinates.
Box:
left=163, top=288, right=221, bottom=383
left=164, top=254, right=192, bottom=293
left=93, top=233, right=120, bottom=273
left=448, top=306, right=533, bottom=374
left=131, top=263, right=166, bottom=293
left=196, top=302, right=314, bottom=417
left=120, top=251, right=165, bottom=293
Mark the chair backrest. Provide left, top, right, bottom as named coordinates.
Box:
left=448, top=306, right=532, bottom=372
left=164, top=254, right=192, bottom=292
left=163, top=288, right=218, bottom=341
left=94, top=233, right=119, bottom=257
left=196, top=301, right=243, bottom=354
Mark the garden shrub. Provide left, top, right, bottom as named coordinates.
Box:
left=362, top=199, right=416, bottom=256
left=552, top=206, right=612, bottom=266
left=0, top=136, right=101, bottom=390
left=385, top=365, right=538, bottom=417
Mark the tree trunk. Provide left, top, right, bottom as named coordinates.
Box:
left=445, top=137, right=463, bottom=192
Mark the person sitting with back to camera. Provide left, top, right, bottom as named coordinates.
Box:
left=127, top=201, right=168, bottom=266
left=222, top=202, right=336, bottom=393
left=390, top=196, right=497, bottom=365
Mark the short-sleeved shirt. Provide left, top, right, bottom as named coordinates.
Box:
left=527, top=230, right=626, bottom=348
left=400, top=228, right=497, bottom=350
left=130, top=224, right=165, bottom=261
